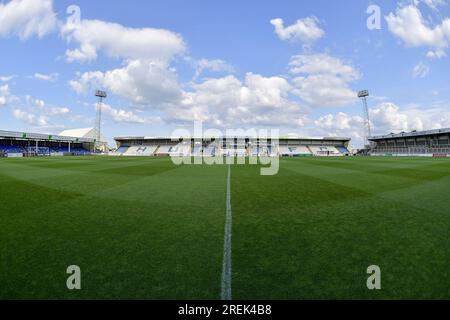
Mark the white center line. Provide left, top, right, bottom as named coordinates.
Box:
left=221, top=164, right=232, bottom=300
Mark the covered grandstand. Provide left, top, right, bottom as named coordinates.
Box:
left=59, top=128, right=109, bottom=153
left=0, top=130, right=94, bottom=157
left=113, top=136, right=351, bottom=157
left=370, top=128, right=450, bottom=157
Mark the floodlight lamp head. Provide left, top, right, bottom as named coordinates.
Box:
left=358, top=90, right=369, bottom=98
left=95, top=90, right=107, bottom=98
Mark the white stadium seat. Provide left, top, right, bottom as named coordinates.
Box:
left=156, top=145, right=175, bottom=155
left=279, top=146, right=312, bottom=156
left=203, top=144, right=217, bottom=157
left=192, top=144, right=203, bottom=156
left=123, top=145, right=158, bottom=156
left=309, top=146, right=342, bottom=156
left=169, top=142, right=191, bottom=157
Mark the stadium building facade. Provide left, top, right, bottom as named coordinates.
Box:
left=370, top=128, right=450, bottom=157
left=113, top=136, right=351, bottom=157
left=0, top=130, right=94, bottom=157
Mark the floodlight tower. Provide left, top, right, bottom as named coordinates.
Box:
left=358, top=90, right=372, bottom=147
left=95, top=90, right=107, bottom=151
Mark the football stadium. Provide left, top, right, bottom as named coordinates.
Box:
left=1, top=0, right=450, bottom=307
left=1, top=127, right=450, bottom=300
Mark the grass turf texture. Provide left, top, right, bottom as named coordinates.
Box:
left=0, top=156, right=449, bottom=299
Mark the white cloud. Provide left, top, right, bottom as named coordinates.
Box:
left=370, top=103, right=409, bottom=132
left=0, top=0, right=58, bottom=40
left=315, top=112, right=364, bottom=131
left=69, top=51, right=360, bottom=129
left=192, top=58, right=235, bottom=79
left=70, top=60, right=182, bottom=106
left=61, top=19, right=186, bottom=63
left=63, top=16, right=358, bottom=130
left=101, top=104, right=161, bottom=124
left=69, top=60, right=310, bottom=128
left=48, top=106, right=70, bottom=116
left=369, top=102, right=450, bottom=134
left=0, top=75, right=15, bottom=82
left=69, top=71, right=104, bottom=95
left=22, top=94, right=71, bottom=119
left=25, top=95, right=45, bottom=108
left=289, top=53, right=360, bottom=81
left=170, top=73, right=306, bottom=128
left=34, top=72, right=59, bottom=82
left=270, top=17, right=324, bottom=45
left=1, top=86, right=72, bottom=130
left=312, top=102, right=450, bottom=147
left=13, top=109, right=35, bottom=123
left=412, top=62, right=430, bottom=78
left=419, top=0, right=447, bottom=10
left=386, top=4, right=450, bottom=58
left=64, top=19, right=186, bottom=107
left=0, top=84, right=21, bottom=107
left=63, top=15, right=331, bottom=129
left=313, top=112, right=365, bottom=146
left=426, top=49, right=447, bottom=58
left=0, top=84, right=10, bottom=106
left=241, top=73, right=293, bottom=108
left=13, top=109, right=49, bottom=126
left=0, top=84, right=10, bottom=96
left=289, top=54, right=360, bottom=107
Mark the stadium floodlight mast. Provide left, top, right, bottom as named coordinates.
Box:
left=95, top=90, right=107, bottom=151
left=358, top=90, right=372, bottom=148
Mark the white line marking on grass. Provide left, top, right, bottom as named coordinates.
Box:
left=221, top=164, right=232, bottom=300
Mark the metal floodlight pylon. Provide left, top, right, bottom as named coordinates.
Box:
left=358, top=90, right=372, bottom=147
left=95, top=90, right=107, bottom=151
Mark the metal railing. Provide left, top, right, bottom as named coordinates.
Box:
left=371, top=145, right=450, bottom=155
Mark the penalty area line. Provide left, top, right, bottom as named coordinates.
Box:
left=221, top=164, right=232, bottom=300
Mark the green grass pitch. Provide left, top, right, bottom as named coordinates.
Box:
left=0, top=156, right=449, bottom=299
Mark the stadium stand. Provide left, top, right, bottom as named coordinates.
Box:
left=155, top=144, right=176, bottom=156
left=220, top=148, right=233, bottom=157
left=0, top=145, right=25, bottom=154
left=116, top=146, right=129, bottom=153
left=192, top=143, right=203, bottom=156
left=370, top=128, right=450, bottom=157
left=110, top=146, right=129, bottom=156
left=59, top=128, right=109, bottom=153
left=309, top=146, right=342, bottom=156
left=220, top=140, right=239, bottom=157
left=169, top=142, right=191, bottom=157
left=27, top=147, right=50, bottom=156
left=249, top=145, right=259, bottom=157
left=249, top=141, right=279, bottom=157
left=235, top=148, right=247, bottom=157
left=0, top=130, right=94, bottom=157
left=113, top=136, right=351, bottom=157
left=247, top=148, right=270, bottom=156
left=337, top=146, right=350, bottom=155
left=50, top=147, right=69, bottom=153
left=123, top=146, right=158, bottom=156
left=220, top=145, right=247, bottom=157
left=278, top=145, right=312, bottom=157
left=261, top=146, right=275, bottom=157
left=203, top=143, right=218, bottom=157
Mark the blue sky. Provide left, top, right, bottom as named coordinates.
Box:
left=0, top=0, right=449, bottom=147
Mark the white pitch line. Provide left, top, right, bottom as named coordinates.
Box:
left=221, top=164, right=232, bottom=300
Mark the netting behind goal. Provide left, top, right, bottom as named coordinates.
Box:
left=26, top=147, right=50, bottom=156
